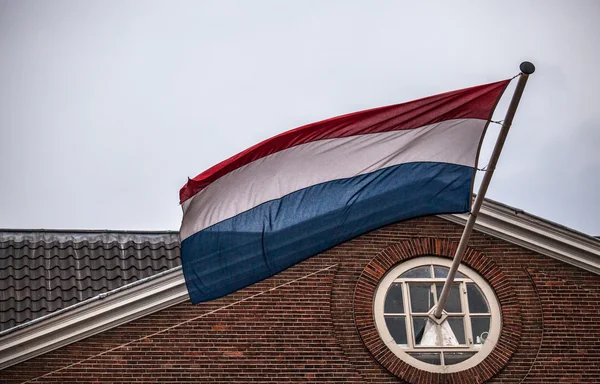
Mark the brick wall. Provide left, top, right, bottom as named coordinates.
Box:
left=2, top=216, right=600, bottom=383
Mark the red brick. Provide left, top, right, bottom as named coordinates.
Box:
left=2, top=216, right=600, bottom=383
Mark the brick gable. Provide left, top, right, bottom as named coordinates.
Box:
left=2, top=216, right=600, bottom=383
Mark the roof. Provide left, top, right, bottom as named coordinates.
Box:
left=0, top=230, right=180, bottom=333
left=1, top=198, right=600, bottom=370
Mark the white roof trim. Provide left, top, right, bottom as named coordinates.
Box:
left=439, top=199, right=600, bottom=275
left=1, top=199, right=599, bottom=371
left=0, top=267, right=188, bottom=370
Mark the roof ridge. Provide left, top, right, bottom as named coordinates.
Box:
left=0, top=231, right=181, bottom=246
left=0, top=229, right=179, bottom=234
left=0, top=241, right=181, bottom=251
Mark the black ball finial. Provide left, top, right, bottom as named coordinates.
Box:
left=520, top=61, right=535, bottom=75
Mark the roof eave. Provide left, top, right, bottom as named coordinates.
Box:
left=0, top=267, right=188, bottom=370
left=439, top=198, right=600, bottom=275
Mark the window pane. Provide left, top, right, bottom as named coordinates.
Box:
left=408, top=352, right=441, bottom=365
left=446, top=317, right=466, bottom=345
left=435, top=283, right=462, bottom=313
left=434, top=266, right=466, bottom=279
left=400, top=266, right=431, bottom=278
left=409, top=283, right=435, bottom=313
left=471, top=316, right=491, bottom=345
left=467, top=283, right=489, bottom=313
left=384, top=316, right=407, bottom=345
left=444, top=352, right=476, bottom=365
left=412, top=316, right=429, bottom=345
left=384, top=283, right=404, bottom=313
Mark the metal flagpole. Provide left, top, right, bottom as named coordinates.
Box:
left=433, top=62, right=535, bottom=319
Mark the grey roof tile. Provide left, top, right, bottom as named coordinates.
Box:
left=0, top=230, right=181, bottom=332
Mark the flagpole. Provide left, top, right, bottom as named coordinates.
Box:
left=433, top=62, right=535, bottom=319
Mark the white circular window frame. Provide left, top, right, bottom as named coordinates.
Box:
left=373, top=256, right=502, bottom=374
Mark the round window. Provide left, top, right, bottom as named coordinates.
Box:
left=373, top=256, right=502, bottom=373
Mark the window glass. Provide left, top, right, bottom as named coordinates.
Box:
left=435, top=283, right=462, bottom=313
left=446, top=317, right=466, bottom=345
left=412, top=316, right=429, bottom=345
left=444, top=352, right=476, bottom=365
left=409, top=284, right=435, bottom=313
left=385, top=317, right=407, bottom=345
left=434, top=266, right=466, bottom=279
left=400, top=266, right=431, bottom=278
left=467, top=283, right=489, bottom=313
left=471, top=316, right=491, bottom=345
left=384, top=283, right=404, bottom=313
left=409, top=352, right=441, bottom=365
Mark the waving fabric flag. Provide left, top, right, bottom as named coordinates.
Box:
left=180, top=79, right=510, bottom=304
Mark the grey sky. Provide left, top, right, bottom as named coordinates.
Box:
left=1, top=0, right=598, bottom=235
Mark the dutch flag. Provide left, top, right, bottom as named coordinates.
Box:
left=179, top=79, right=510, bottom=303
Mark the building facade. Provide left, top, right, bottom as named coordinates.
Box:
left=1, top=200, right=600, bottom=383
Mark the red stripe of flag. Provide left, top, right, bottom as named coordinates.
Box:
left=180, top=79, right=509, bottom=204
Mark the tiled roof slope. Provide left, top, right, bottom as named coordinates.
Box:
left=0, top=230, right=181, bottom=333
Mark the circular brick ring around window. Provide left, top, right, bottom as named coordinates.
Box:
left=353, top=238, right=521, bottom=384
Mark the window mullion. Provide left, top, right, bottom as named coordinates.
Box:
left=461, top=281, right=473, bottom=346
left=402, top=282, right=414, bottom=349
left=394, top=278, right=471, bottom=283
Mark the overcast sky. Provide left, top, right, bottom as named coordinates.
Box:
left=1, top=0, right=598, bottom=236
